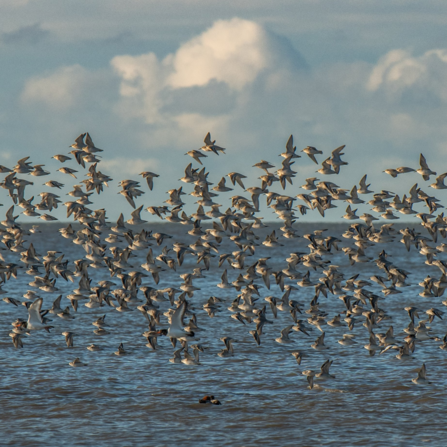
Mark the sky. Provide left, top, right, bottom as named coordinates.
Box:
left=1, top=0, right=447, bottom=223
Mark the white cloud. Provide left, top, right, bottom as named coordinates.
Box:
left=21, top=64, right=99, bottom=110
left=367, top=49, right=413, bottom=91
left=362, top=48, right=447, bottom=152
left=110, top=53, right=166, bottom=123
left=167, top=18, right=271, bottom=90
left=109, top=18, right=306, bottom=127
left=367, top=48, right=447, bottom=101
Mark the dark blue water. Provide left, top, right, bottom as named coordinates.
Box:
left=1, top=223, right=447, bottom=446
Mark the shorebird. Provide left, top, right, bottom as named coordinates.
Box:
left=200, top=132, right=225, bottom=155
left=69, top=358, right=88, bottom=367
left=412, top=364, right=431, bottom=385
left=312, top=332, right=329, bottom=350
left=315, top=360, right=335, bottom=379
left=280, top=135, right=300, bottom=159
left=417, top=154, right=436, bottom=180
left=16, top=298, right=53, bottom=332
left=115, top=343, right=126, bottom=355
left=302, top=147, right=322, bottom=164
left=1, top=125, right=447, bottom=405
left=157, top=302, right=195, bottom=341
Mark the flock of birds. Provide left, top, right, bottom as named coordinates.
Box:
left=4, top=131, right=447, bottom=392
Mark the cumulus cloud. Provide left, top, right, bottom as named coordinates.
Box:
left=367, top=48, right=447, bottom=101
left=361, top=47, right=447, bottom=154
left=111, top=53, right=167, bottom=123
left=21, top=65, right=91, bottom=110
left=21, top=64, right=118, bottom=114
left=167, top=18, right=281, bottom=90
left=109, top=18, right=307, bottom=126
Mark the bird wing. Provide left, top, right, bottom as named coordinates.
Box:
left=385, top=326, right=394, bottom=338
left=204, top=132, right=212, bottom=145
left=236, top=175, right=246, bottom=189
left=420, top=153, right=428, bottom=169
left=281, top=325, right=293, bottom=337
left=173, top=347, right=183, bottom=358
left=332, top=145, right=345, bottom=156
left=170, top=302, right=186, bottom=332
left=308, top=153, right=318, bottom=164
left=286, top=135, right=294, bottom=152
left=52, top=295, right=62, bottom=309
left=5, top=205, right=14, bottom=220
left=28, top=298, right=43, bottom=324
left=84, top=132, right=94, bottom=148
left=307, top=375, right=314, bottom=388
left=321, top=157, right=332, bottom=168
left=317, top=332, right=325, bottom=345
left=131, top=205, right=143, bottom=219
left=74, top=133, right=86, bottom=146
left=184, top=350, right=194, bottom=360
left=379, top=344, right=396, bottom=354
left=359, top=175, right=367, bottom=188
left=418, top=363, right=427, bottom=379
left=321, top=359, right=332, bottom=374
left=17, top=156, right=30, bottom=166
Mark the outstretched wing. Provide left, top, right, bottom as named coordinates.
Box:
left=28, top=298, right=43, bottom=324
left=280, top=325, right=293, bottom=337
left=321, top=359, right=332, bottom=374
left=74, top=133, right=86, bottom=147
left=418, top=363, right=427, bottom=380
left=286, top=135, right=294, bottom=152
left=170, top=301, right=186, bottom=331
left=332, top=145, right=345, bottom=156
left=204, top=132, right=212, bottom=145
left=84, top=132, right=94, bottom=148
left=359, top=174, right=367, bottom=188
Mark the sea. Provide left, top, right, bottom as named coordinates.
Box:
left=1, top=222, right=446, bottom=447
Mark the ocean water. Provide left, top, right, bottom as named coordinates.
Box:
left=1, top=222, right=447, bottom=447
